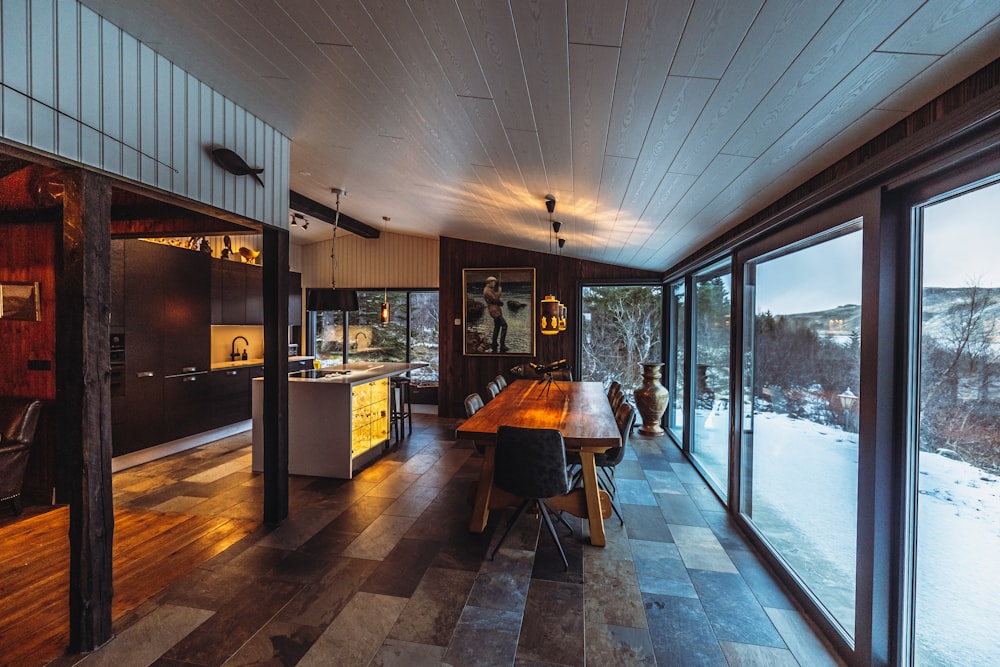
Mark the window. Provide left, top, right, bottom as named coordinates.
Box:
left=691, top=262, right=731, bottom=493
left=912, top=178, right=1000, bottom=664
left=312, top=290, right=439, bottom=383
left=579, top=284, right=662, bottom=395
left=741, top=226, right=862, bottom=638
left=668, top=279, right=686, bottom=440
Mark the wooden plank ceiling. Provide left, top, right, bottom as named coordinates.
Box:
left=75, top=0, right=1000, bottom=272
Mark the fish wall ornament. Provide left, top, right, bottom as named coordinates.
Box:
left=211, top=147, right=264, bottom=187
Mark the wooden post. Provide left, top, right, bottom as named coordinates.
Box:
left=262, top=226, right=289, bottom=524
left=59, top=169, right=114, bottom=651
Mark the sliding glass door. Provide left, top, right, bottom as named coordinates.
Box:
left=740, top=225, right=862, bottom=638
left=691, top=262, right=731, bottom=493
left=911, top=177, right=1000, bottom=665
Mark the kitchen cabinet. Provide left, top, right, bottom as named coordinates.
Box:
left=212, top=260, right=263, bottom=325
left=118, top=239, right=165, bottom=455
left=289, top=271, right=302, bottom=327
left=209, top=364, right=262, bottom=429
left=161, top=245, right=211, bottom=376
left=163, top=371, right=211, bottom=442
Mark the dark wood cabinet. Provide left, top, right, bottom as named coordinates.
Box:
left=119, top=240, right=165, bottom=455
left=161, top=245, right=211, bottom=376
left=245, top=264, right=263, bottom=324
left=163, top=371, right=211, bottom=442
left=289, top=271, right=302, bottom=327
left=212, top=260, right=263, bottom=325
left=209, top=365, right=261, bottom=429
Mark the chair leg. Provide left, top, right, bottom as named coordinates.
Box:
left=489, top=499, right=532, bottom=561
left=537, top=501, right=569, bottom=571
left=595, top=474, right=624, bottom=527
left=553, top=509, right=574, bottom=536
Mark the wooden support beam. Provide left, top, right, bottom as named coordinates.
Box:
left=262, top=227, right=289, bottom=524
left=58, top=169, right=115, bottom=651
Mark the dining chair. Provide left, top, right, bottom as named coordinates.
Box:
left=486, top=380, right=501, bottom=400
left=490, top=425, right=574, bottom=570
left=609, top=388, right=626, bottom=412
left=464, top=392, right=486, bottom=454
left=464, top=392, right=485, bottom=418
left=494, top=374, right=508, bottom=391
left=607, top=380, right=623, bottom=403
left=567, top=402, right=635, bottom=526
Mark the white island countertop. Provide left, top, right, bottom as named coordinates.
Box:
left=254, top=361, right=428, bottom=385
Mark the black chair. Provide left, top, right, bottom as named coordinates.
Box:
left=607, top=380, right=623, bottom=403
left=0, top=398, right=42, bottom=516
left=490, top=425, right=574, bottom=570
left=464, top=392, right=484, bottom=418
left=609, top=388, right=626, bottom=413
left=494, top=374, right=508, bottom=391
left=389, top=375, right=413, bottom=442
left=464, top=392, right=486, bottom=454
left=567, top=402, right=636, bottom=526
left=486, top=380, right=501, bottom=400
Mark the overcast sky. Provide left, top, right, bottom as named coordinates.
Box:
left=753, top=180, right=1000, bottom=315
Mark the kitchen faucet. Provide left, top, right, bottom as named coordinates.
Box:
left=231, top=336, right=249, bottom=361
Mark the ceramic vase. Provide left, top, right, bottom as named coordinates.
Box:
left=634, top=362, right=668, bottom=436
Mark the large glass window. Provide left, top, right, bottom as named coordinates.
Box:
left=313, top=290, right=439, bottom=383
left=913, top=178, right=1000, bottom=665
left=668, top=280, right=686, bottom=439
left=691, top=263, right=731, bottom=492
left=742, top=226, right=862, bottom=638
left=579, top=284, right=662, bottom=396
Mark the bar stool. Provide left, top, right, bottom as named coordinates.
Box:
left=389, top=375, right=413, bottom=442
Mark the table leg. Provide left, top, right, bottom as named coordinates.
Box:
left=578, top=451, right=606, bottom=546
left=469, top=444, right=494, bottom=533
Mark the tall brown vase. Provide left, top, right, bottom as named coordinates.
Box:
left=634, top=362, right=668, bottom=436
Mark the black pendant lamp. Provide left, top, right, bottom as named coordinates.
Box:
left=305, top=187, right=359, bottom=312
left=380, top=216, right=391, bottom=323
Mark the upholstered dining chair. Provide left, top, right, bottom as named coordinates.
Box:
left=464, top=392, right=486, bottom=454
left=607, top=380, right=622, bottom=403
left=486, top=380, right=501, bottom=401
left=609, top=388, right=626, bottom=412
left=494, top=374, right=508, bottom=391
left=490, top=425, right=574, bottom=570
left=566, top=402, right=635, bottom=526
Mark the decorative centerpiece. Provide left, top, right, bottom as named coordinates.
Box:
left=634, top=361, right=668, bottom=436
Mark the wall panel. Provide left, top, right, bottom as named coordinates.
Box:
left=0, top=0, right=289, bottom=227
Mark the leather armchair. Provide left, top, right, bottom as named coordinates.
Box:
left=0, top=398, right=42, bottom=515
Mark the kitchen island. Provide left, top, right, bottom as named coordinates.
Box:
left=251, top=361, right=427, bottom=478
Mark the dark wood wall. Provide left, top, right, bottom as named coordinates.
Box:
left=438, top=236, right=659, bottom=418
left=0, top=222, right=58, bottom=401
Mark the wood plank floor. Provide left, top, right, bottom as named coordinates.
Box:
left=3, top=414, right=844, bottom=666
left=0, top=440, right=257, bottom=667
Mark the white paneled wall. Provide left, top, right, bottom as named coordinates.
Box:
left=300, top=232, right=438, bottom=289
left=0, top=0, right=289, bottom=226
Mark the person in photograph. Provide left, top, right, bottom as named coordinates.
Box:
left=483, top=275, right=508, bottom=353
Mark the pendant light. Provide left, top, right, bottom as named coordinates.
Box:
left=539, top=194, right=564, bottom=335
left=305, top=187, right=359, bottom=311
left=380, top=216, right=390, bottom=323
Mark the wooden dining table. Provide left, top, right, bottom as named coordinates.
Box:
left=457, top=379, right=621, bottom=546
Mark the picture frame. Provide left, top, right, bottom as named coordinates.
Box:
left=0, top=282, right=41, bottom=321
left=463, top=268, right=535, bottom=356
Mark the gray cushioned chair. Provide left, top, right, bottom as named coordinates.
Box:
left=489, top=425, right=573, bottom=570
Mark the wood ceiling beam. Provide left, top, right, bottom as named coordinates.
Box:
left=289, top=190, right=380, bottom=239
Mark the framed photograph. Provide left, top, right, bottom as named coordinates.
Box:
left=463, top=268, right=535, bottom=356
left=0, top=282, right=41, bottom=321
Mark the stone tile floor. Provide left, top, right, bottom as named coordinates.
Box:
left=54, top=412, right=845, bottom=666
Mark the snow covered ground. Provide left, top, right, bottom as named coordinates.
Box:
left=739, top=412, right=999, bottom=665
